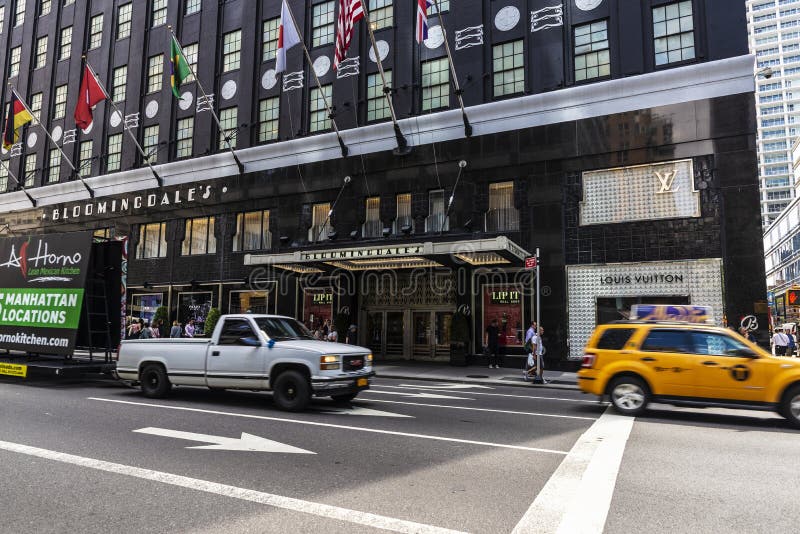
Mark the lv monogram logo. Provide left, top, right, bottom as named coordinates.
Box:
left=655, top=170, right=679, bottom=194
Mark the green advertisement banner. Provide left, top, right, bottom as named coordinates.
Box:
left=0, top=288, right=85, bottom=329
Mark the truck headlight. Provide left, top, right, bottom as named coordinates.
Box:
left=366, top=353, right=373, bottom=365
left=320, top=355, right=340, bottom=370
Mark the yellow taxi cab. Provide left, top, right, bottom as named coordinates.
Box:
left=577, top=305, right=800, bottom=427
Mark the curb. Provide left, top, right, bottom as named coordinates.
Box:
left=375, top=372, right=580, bottom=392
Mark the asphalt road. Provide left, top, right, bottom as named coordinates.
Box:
left=0, top=374, right=797, bottom=533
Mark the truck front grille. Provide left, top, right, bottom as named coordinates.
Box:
left=342, top=355, right=366, bottom=371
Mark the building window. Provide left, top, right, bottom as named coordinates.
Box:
left=426, top=189, right=448, bottom=232
left=176, top=117, right=194, bottom=158
left=64, top=0, right=75, bottom=5
left=40, top=0, right=52, bottom=16
left=152, top=0, right=167, bottom=27
left=30, top=93, right=42, bottom=120
left=493, top=40, right=524, bottom=97
left=182, top=43, right=198, bottom=83
left=363, top=197, right=382, bottom=237
left=0, top=7, right=5, bottom=33
left=112, top=66, right=127, bottom=102
left=427, top=0, right=448, bottom=15
left=117, top=3, right=132, bottom=40
left=147, top=55, right=163, bottom=93
left=263, top=17, right=280, bottom=62
left=653, top=1, right=695, bottom=66
left=54, top=84, right=67, bottom=118
left=310, top=203, right=332, bottom=242
left=88, top=13, right=103, bottom=49
left=106, top=133, right=122, bottom=172
left=182, top=216, right=216, bottom=255
left=312, top=1, right=334, bottom=47
left=222, top=29, right=242, bottom=72
left=59, top=26, right=72, bottom=60
left=370, top=0, right=393, bottom=30
left=14, top=1, right=24, bottom=26
left=486, top=181, right=519, bottom=232
left=422, top=57, right=449, bottom=111
left=79, top=140, right=93, bottom=175
left=367, top=71, right=391, bottom=121
left=185, top=0, right=201, bottom=15
left=24, top=154, right=37, bottom=188
left=393, top=193, right=413, bottom=234
left=47, top=148, right=60, bottom=183
left=9, top=46, right=21, bottom=78
left=137, top=222, right=167, bottom=259
left=258, top=97, right=279, bottom=142
left=34, top=36, right=48, bottom=69
left=310, top=85, right=332, bottom=132
left=0, top=163, right=7, bottom=192
left=143, top=125, right=159, bottom=163
left=574, top=20, right=609, bottom=81
left=218, top=107, right=237, bottom=149
left=233, top=210, right=271, bottom=251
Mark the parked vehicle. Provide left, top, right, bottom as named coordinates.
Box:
left=117, top=314, right=374, bottom=411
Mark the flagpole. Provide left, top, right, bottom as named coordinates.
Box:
left=430, top=0, right=472, bottom=137
left=0, top=157, right=36, bottom=207
left=84, top=58, right=163, bottom=187
left=8, top=85, right=94, bottom=198
left=360, top=4, right=410, bottom=155
left=283, top=5, right=349, bottom=158
left=167, top=26, right=244, bottom=175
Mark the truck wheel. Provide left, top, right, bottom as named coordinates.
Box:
left=272, top=370, right=310, bottom=412
left=608, top=375, right=649, bottom=416
left=140, top=364, right=171, bottom=398
left=331, top=392, right=359, bottom=404
left=780, top=384, right=800, bottom=429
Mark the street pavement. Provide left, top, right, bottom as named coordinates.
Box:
left=0, top=370, right=797, bottom=533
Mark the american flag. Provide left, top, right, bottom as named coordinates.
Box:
left=416, top=0, right=431, bottom=44
left=334, top=0, right=364, bottom=70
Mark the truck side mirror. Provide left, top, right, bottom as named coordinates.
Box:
left=238, top=336, right=261, bottom=347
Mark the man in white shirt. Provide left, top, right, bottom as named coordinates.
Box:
left=772, top=328, right=789, bottom=356
left=523, top=321, right=537, bottom=381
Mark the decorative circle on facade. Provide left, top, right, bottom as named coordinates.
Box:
left=178, top=91, right=194, bottom=110
left=368, top=40, right=390, bottom=62
left=145, top=100, right=159, bottom=119
left=575, top=0, right=603, bottom=11
left=221, top=80, right=237, bottom=100
left=109, top=110, right=122, bottom=128
left=424, top=26, right=445, bottom=49
left=313, top=55, right=331, bottom=77
left=222, top=186, right=228, bottom=193
left=263, top=69, right=278, bottom=90
left=81, top=121, right=93, bottom=135
left=495, top=6, right=521, bottom=31
left=52, top=125, right=63, bottom=142
left=27, top=132, right=38, bottom=148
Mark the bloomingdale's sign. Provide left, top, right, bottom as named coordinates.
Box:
left=46, top=184, right=217, bottom=222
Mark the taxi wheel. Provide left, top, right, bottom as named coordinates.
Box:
left=609, top=376, right=650, bottom=416
left=780, top=384, right=800, bottom=429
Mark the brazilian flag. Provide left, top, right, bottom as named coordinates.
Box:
left=170, top=36, right=192, bottom=99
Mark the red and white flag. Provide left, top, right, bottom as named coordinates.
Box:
left=333, top=0, right=364, bottom=70
left=276, top=0, right=301, bottom=73
left=416, top=0, right=430, bottom=44
left=74, top=65, right=108, bottom=130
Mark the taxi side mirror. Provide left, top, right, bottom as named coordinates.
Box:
left=727, top=348, right=758, bottom=358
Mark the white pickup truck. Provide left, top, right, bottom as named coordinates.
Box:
left=116, top=314, right=374, bottom=411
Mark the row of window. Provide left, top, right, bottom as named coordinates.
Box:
left=133, top=182, right=518, bottom=259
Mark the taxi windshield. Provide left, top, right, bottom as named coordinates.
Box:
left=254, top=317, right=315, bottom=341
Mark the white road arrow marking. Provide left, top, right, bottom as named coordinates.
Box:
left=399, top=383, right=493, bottom=390
left=362, top=390, right=470, bottom=400
left=133, top=427, right=314, bottom=454
left=316, top=406, right=413, bottom=418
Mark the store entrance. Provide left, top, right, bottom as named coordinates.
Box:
left=364, top=309, right=454, bottom=361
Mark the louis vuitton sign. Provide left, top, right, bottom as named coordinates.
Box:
left=579, top=159, right=700, bottom=226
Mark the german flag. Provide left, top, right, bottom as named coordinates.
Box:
left=3, top=91, right=33, bottom=150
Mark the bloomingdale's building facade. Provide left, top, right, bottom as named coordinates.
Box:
left=0, top=0, right=766, bottom=361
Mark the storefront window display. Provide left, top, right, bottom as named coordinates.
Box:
left=130, top=293, right=163, bottom=323
left=178, top=291, right=214, bottom=336
left=303, top=288, right=333, bottom=332
left=482, top=285, right=524, bottom=346
left=229, top=290, right=272, bottom=314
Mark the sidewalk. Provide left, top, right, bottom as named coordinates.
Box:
left=374, top=361, right=579, bottom=391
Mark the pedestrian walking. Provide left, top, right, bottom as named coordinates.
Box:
left=327, top=325, right=339, bottom=343
left=532, top=326, right=548, bottom=384
left=346, top=324, right=358, bottom=345
left=484, top=319, right=500, bottom=369
left=140, top=321, right=153, bottom=339
left=184, top=319, right=196, bottom=338
left=127, top=319, right=141, bottom=340
left=169, top=320, right=182, bottom=338
left=523, top=321, right=538, bottom=381
left=772, top=327, right=789, bottom=356
left=739, top=326, right=757, bottom=344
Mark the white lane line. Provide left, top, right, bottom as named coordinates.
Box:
left=370, top=385, right=596, bottom=404
left=88, top=397, right=569, bottom=455
left=511, top=407, right=634, bottom=534
left=0, top=439, right=466, bottom=534
left=358, top=399, right=597, bottom=421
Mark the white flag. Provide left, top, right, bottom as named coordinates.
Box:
left=276, top=0, right=301, bottom=73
